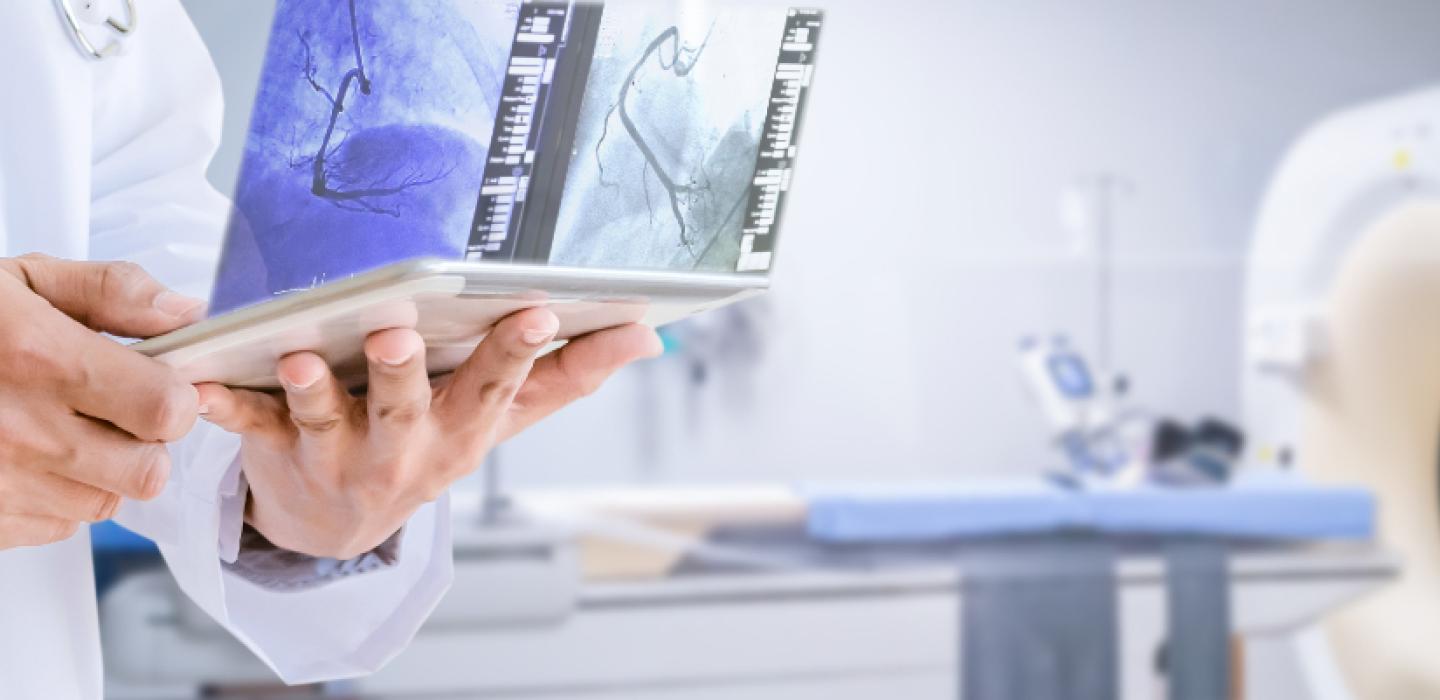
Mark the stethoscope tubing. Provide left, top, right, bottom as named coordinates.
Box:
left=55, top=0, right=138, bottom=60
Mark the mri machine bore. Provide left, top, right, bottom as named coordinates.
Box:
left=1244, top=85, right=1440, bottom=699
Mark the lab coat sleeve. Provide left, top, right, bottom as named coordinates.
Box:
left=94, top=1, right=454, bottom=684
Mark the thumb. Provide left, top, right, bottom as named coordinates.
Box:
left=0, top=254, right=206, bottom=338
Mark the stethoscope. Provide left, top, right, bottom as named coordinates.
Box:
left=55, top=0, right=138, bottom=60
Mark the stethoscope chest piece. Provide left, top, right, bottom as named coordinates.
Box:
left=55, top=0, right=138, bottom=60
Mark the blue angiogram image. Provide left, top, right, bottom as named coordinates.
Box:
left=211, top=0, right=513, bottom=314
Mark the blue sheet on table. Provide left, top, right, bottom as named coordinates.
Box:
left=803, top=472, right=1374, bottom=543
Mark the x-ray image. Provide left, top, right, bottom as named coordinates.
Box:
left=212, top=0, right=514, bottom=313
left=546, top=4, right=790, bottom=272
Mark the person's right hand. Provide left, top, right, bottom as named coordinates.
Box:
left=0, top=254, right=205, bottom=550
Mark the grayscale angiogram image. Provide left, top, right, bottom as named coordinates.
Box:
left=549, top=4, right=789, bottom=272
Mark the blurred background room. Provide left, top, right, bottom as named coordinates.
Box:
left=93, top=0, right=1440, bottom=698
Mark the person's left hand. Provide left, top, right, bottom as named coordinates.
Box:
left=196, top=307, right=661, bottom=560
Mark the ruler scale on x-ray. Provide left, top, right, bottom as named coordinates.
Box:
left=467, top=1, right=574, bottom=261
left=737, top=9, right=823, bottom=272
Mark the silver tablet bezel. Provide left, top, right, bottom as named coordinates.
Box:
left=133, top=257, right=769, bottom=359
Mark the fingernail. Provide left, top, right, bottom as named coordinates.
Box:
left=522, top=315, right=560, bottom=346
left=283, top=373, right=320, bottom=392
left=154, top=291, right=206, bottom=318
left=645, top=333, right=665, bottom=358
left=142, top=453, right=171, bottom=500
left=379, top=350, right=413, bottom=367
left=197, top=403, right=211, bottom=416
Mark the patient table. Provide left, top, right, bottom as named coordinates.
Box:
left=100, top=475, right=1391, bottom=699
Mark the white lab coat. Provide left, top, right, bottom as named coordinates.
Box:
left=0, top=3, right=454, bottom=697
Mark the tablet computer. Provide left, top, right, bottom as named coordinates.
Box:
left=135, top=258, right=764, bottom=388
left=137, top=0, right=822, bottom=387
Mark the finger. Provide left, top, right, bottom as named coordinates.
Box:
left=58, top=328, right=200, bottom=442
left=278, top=351, right=355, bottom=461
left=499, top=323, right=662, bottom=442
left=196, top=383, right=290, bottom=445
left=0, top=254, right=206, bottom=338
left=363, top=329, right=431, bottom=448
left=0, top=268, right=198, bottom=442
left=44, top=415, right=173, bottom=501
left=434, top=307, right=559, bottom=432
left=1, top=470, right=121, bottom=523
left=0, top=514, right=79, bottom=550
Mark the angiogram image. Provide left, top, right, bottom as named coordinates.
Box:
left=212, top=0, right=514, bottom=313
left=547, top=3, right=789, bottom=272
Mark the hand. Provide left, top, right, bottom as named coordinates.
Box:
left=196, top=307, right=662, bottom=560
left=0, top=255, right=204, bottom=550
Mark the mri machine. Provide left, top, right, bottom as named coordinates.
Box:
left=1244, top=85, right=1440, bottom=699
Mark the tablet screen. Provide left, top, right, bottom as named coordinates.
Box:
left=211, top=0, right=822, bottom=314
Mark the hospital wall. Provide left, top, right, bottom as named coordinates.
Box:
left=183, top=0, right=1440, bottom=485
